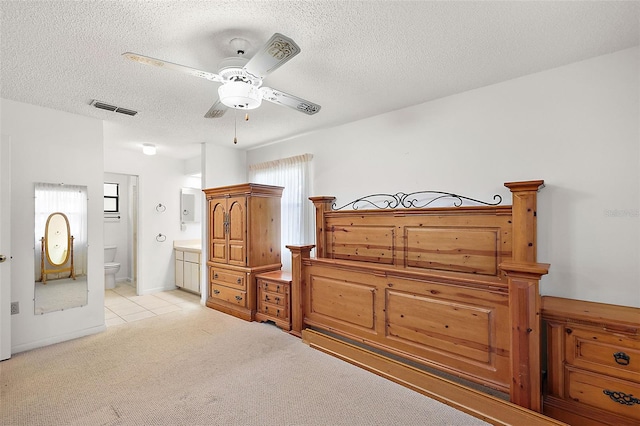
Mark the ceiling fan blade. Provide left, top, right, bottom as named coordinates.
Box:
left=243, top=33, right=301, bottom=79
left=204, top=99, right=228, bottom=118
left=260, top=87, right=320, bottom=115
left=122, top=52, right=224, bottom=83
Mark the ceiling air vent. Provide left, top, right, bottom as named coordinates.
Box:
left=90, top=100, right=138, bottom=116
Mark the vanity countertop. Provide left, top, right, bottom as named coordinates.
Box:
left=173, top=240, right=202, bottom=253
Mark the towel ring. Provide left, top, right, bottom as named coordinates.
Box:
left=155, top=203, right=166, bottom=212
left=156, top=233, right=166, bottom=242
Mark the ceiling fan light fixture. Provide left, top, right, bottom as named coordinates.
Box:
left=218, top=81, right=262, bottom=110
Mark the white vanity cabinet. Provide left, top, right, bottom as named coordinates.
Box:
left=174, top=244, right=201, bottom=295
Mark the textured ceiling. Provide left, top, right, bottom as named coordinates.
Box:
left=1, top=1, right=638, bottom=159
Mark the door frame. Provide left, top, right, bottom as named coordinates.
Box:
left=1, top=134, right=12, bottom=360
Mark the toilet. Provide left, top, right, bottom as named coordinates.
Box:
left=104, top=245, right=121, bottom=289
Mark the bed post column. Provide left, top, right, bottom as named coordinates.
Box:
left=502, top=179, right=548, bottom=412
left=309, top=196, right=335, bottom=258
left=501, top=261, right=549, bottom=412
left=504, top=180, right=544, bottom=263
left=287, top=244, right=315, bottom=338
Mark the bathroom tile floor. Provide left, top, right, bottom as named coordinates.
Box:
left=105, top=283, right=201, bottom=327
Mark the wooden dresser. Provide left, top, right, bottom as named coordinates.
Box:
left=255, top=270, right=292, bottom=331
left=203, top=183, right=283, bottom=321
left=542, top=296, right=640, bottom=425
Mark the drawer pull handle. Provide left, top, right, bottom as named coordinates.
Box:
left=237, top=278, right=242, bottom=284
left=603, top=389, right=640, bottom=406
left=213, top=289, right=220, bottom=295
left=265, top=295, right=270, bottom=301
left=613, top=351, right=630, bottom=366
left=275, top=297, right=280, bottom=302
left=214, top=273, right=218, bottom=279
left=235, top=295, right=243, bottom=301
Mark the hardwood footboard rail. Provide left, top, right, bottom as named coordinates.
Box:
left=289, top=180, right=549, bottom=412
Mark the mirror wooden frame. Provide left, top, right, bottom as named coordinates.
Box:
left=39, top=212, right=75, bottom=284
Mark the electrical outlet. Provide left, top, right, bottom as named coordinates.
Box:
left=10, top=302, right=19, bottom=315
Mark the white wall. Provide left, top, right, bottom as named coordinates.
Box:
left=203, top=142, right=247, bottom=188
left=1, top=99, right=106, bottom=353
left=104, top=147, right=201, bottom=295
left=247, top=47, right=640, bottom=308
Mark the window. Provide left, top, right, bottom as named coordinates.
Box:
left=104, top=182, right=119, bottom=213
left=248, top=154, right=313, bottom=271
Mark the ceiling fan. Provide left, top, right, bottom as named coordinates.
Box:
left=123, top=33, right=321, bottom=119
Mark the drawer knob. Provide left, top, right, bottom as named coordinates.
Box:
left=235, top=295, right=243, bottom=301
left=603, top=389, right=640, bottom=406
left=214, top=273, right=218, bottom=279
left=265, top=295, right=270, bottom=301
left=613, top=351, right=630, bottom=366
left=237, top=278, right=242, bottom=284
left=213, top=289, right=220, bottom=295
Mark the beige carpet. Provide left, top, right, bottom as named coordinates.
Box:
left=1, top=303, right=488, bottom=425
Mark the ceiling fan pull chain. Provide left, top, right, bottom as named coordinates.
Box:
left=233, top=109, right=238, bottom=144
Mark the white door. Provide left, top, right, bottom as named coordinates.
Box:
left=0, top=134, right=12, bottom=360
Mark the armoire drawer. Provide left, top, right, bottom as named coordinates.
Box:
left=209, top=283, right=247, bottom=307
left=210, top=267, right=246, bottom=290
left=566, top=326, right=640, bottom=382
left=566, top=367, right=640, bottom=421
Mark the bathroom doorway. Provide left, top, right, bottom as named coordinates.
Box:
left=104, top=172, right=139, bottom=294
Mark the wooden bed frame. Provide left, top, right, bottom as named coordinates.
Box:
left=288, top=180, right=550, bottom=413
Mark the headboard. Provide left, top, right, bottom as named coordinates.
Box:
left=288, top=180, right=550, bottom=412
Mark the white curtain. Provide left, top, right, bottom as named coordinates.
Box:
left=34, top=183, right=88, bottom=280
left=248, top=154, right=313, bottom=271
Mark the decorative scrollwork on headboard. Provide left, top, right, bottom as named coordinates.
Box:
left=332, top=191, right=503, bottom=210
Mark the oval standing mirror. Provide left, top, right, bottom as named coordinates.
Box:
left=45, top=212, right=70, bottom=266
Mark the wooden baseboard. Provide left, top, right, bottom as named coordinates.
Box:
left=254, top=313, right=291, bottom=331
left=302, top=329, right=565, bottom=426
left=205, top=299, right=253, bottom=321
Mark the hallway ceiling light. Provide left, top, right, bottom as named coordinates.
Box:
left=142, top=143, right=156, bottom=156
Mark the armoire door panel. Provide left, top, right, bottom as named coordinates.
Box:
left=228, top=196, right=246, bottom=265
left=210, top=201, right=228, bottom=263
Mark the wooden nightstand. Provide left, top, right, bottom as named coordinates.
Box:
left=542, top=296, right=640, bottom=426
left=255, top=271, right=292, bottom=331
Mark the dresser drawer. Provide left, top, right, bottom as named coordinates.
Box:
left=210, top=268, right=245, bottom=290
left=259, top=279, right=287, bottom=294
left=566, top=367, right=640, bottom=421
left=261, top=290, right=288, bottom=307
left=258, top=302, right=289, bottom=320
left=566, top=326, right=640, bottom=382
left=210, top=283, right=247, bottom=307
left=175, top=250, right=184, bottom=261
left=184, top=251, right=200, bottom=263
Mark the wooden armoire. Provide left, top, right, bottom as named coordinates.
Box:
left=203, top=183, right=283, bottom=321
